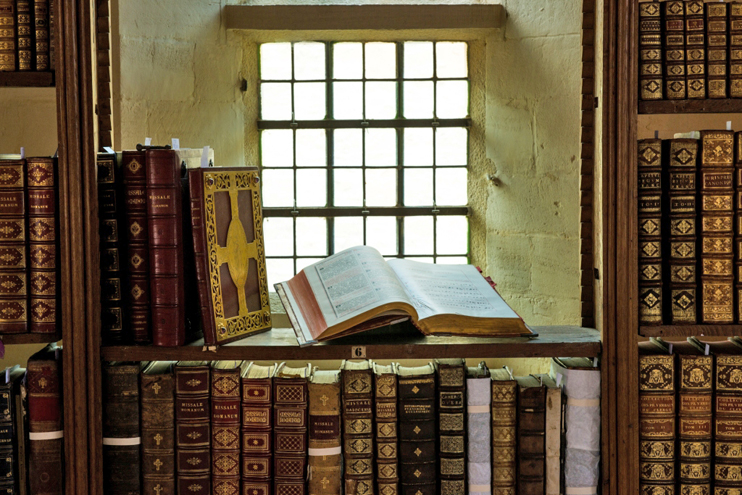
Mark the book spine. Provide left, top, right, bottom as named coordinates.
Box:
left=517, top=383, right=546, bottom=494
left=48, top=0, right=53, bottom=71
left=639, top=2, right=663, bottom=100
left=637, top=139, right=664, bottom=325
left=341, top=366, right=374, bottom=495
left=122, top=151, right=150, bottom=344
left=544, top=384, right=561, bottom=495
left=700, top=130, right=735, bottom=323
left=731, top=3, right=742, bottom=97
left=274, top=375, right=309, bottom=495
left=241, top=376, right=273, bottom=495
left=677, top=354, right=712, bottom=494
left=145, top=150, right=185, bottom=347
left=16, top=0, right=33, bottom=71
left=666, top=138, right=699, bottom=324
left=638, top=354, right=675, bottom=495
left=737, top=132, right=742, bottom=321
left=187, top=169, right=215, bottom=344
left=211, top=368, right=241, bottom=495
left=685, top=1, right=706, bottom=98
left=0, top=160, right=27, bottom=334
left=13, top=373, right=27, bottom=495
left=491, top=379, right=516, bottom=495
left=26, top=157, right=57, bottom=334
left=141, top=368, right=175, bottom=495
left=0, top=382, right=15, bottom=493
left=438, top=364, right=466, bottom=495
left=308, top=375, right=342, bottom=495
left=707, top=2, right=729, bottom=99
left=374, top=370, right=398, bottom=495
left=398, top=371, right=436, bottom=495
left=0, top=0, right=15, bottom=71
left=33, top=0, right=48, bottom=70
left=715, top=355, right=742, bottom=491
left=102, top=363, right=141, bottom=495
left=175, top=365, right=210, bottom=495
left=663, top=1, right=687, bottom=99
left=466, top=376, right=491, bottom=495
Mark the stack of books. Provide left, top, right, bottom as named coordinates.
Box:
left=0, top=0, right=54, bottom=72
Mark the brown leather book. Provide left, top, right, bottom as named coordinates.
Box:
left=736, top=132, right=742, bottom=321
left=0, top=366, right=25, bottom=495
left=639, top=2, right=663, bottom=100
left=700, top=130, right=735, bottom=323
left=146, top=150, right=185, bottom=347
left=102, top=362, right=141, bottom=495
left=466, top=363, right=491, bottom=495
left=731, top=3, right=742, bottom=97
left=15, top=0, right=33, bottom=71
left=685, top=1, right=706, bottom=98
left=637, top=139, right=664, bottom=325
left=0, top=159, right=27, bottom=334
left=707, top=2, right=729, bottom=98
left=638, top=341, right=675, bottom=495
left=435, top=359, right=466, bottom=495
left=340, top=360, right=375, bottom=495
left=211, top=361, right=241, bottom=495
left=308, top=369, right=342, bottom=495
left=0, top=0, right=15, bottom=71
left=141, top=361, right=176, bottom=495
left=33, top=0, right=48, bottom=70
left=241, top=362, right=276, bottom=495
left=274, top=363, right=311, bottom=495
left=12, top=366, right=27, bottom=495
left=398, top=363, right=436, bottom=495
left=663, top=1, right=687, bottom=99
left=373, top=363, right=398, bottom=495
left=516, top=375, right=546, bottom=495
left=175, top=361, right=210, bottom=495
left=187, top=167, right=271, bottom=346
left=122, top=150, right=151, bottom=344
left=26, top=157, right=57, bottom=335
left=491, top=367, right=516, bottom=495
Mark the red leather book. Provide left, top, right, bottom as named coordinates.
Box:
left=175, top=361, right=210, bottom=495
left=26, top=157, right=57, bottom=334
left=33, top=0, right=49, bottom=70
left=0, top=159, right=27, bottom=334
left=122, top=150, right=151, bottom=344
left=146, top=150, right=185, bottom=347
left=241, top=362, right=276, bottom=495
left=210, top=362, right=241, bottom=495
left=27, top=343, right=63, bottom=495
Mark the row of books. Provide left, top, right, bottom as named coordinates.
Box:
left=638, top=131, right=742, bottom=326
left=0, top=0, right=54, bottom=72
left=102, top=358, right=601, bottom=495
left=0, top=156, right=57, bottom=335
left=639, top=0, right=741, bottom=101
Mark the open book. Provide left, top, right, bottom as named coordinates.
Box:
left=275, top=245, right=533, bottom=346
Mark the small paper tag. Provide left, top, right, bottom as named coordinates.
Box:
left=654, top=130, right=659, bottom=139
left=201, top=146, right=210, bottom=168
left=728, top=121, right=733, bottom=131
left=103, top=146, right=115, bottom=154
left=171, top=138, right=180, bottom=150
left=4, top=368, right=8, bottom=384
left=144, top=137, right=152, bottom=146
left=20, top=147, right=25, bottom=159
left=556, top=373, right=563, bottom=387
left=593, top=357, right=599, bottom=367
left=705, top=344, right=710, bottom=355
left=351, top=346, right=366, bottom=359
left=668, top=343, right=673, bottom=354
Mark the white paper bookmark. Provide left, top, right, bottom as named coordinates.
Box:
left=20, top=147, right=25, bottom=159
left=728, top=121, right=733, bottom=131
left=144, top=137, right=152, bottom=146
left=201, top=146, right=210, bottom=168
left=103, top=146, right=114, bottom=154
left=171, top=138, right=180, bottom=150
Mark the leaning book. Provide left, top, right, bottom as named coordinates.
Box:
left=275, top=245, right=532, bottom=346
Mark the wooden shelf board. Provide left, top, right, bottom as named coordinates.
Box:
left=100, top=325, right=601, bottom=361
left=640, top=325, right=742, bottom=337
left=0, top=333, right=60, bottom=345
left=0, top=72, right=55, bottom=87
left=639, top=99, right=742, bottom=114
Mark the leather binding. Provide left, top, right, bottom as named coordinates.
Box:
left=637, top=139, right=663, bottom=324
left=638, top=342, right=675, bottom=495
left=466, top=363, right=491, bottom=495
left=27, top=343, right=63, bottom=495
left=700, top=130, right=735, bottom=323
left=731, top=3, right=742, bottom=97
left=48, top=0, right=53, bottom=71
left=516, top=375, right=546, bottom=495
left=0, top=0, right=15, bottom=71
left=188, top=167, right=271, bottom=345
left=685, top=1, right=706, bottom=98
left=665, top=138, right=699, bottom=324
left=33, top=0, right=48, bottom=70
left=102, top=362, right=141, bottom=495
left=274, top=363, right=311, bottom=495
left=435, top=359, right=466, bottom=495
left=122, top=150, right=151, bottom=344
left=141, top=361, right=176, bottom=495
left=398, top=363, right=437, bottom=495
left=736, top=132, right=742, bottom=322
left=15, top=0, right=32, bottom=71
left=0, top=366, right=25, bottom=494
left=340, top=360, right=375, bottom=495
left=639, top=2, right=663, bottom=100
left=175, top=361, right=210, bottom=495
left=490, top=367, right=516, bottom=495
left=373, top=363, right=398, bottom=495
left=663, top=1, right=686, bottom=99
left=146, top=150, right=185, bottom=347
left=26, top=157, right=57, bottom=335
left=308, top=369, right=342, bottom=495
left=97, top=152, right=127, bottom=344
left=12, top=366, right=27, bottom=495
left=0, top=159, right=27, bottom=334
left=211, top=362, right=242, bottom=495
left=707, top=2, right=729, bottom=98
left=241, top=362, right=276, bottom=495
left=538, top=374, right=562, bottom=495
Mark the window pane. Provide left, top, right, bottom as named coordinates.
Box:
left=294, top=42, right=325, bottom=80
left=365, top=169, right=396, bottom=207
left=437, top=256, right=468, bottom=265
left=365, top=128, right=396, bottom=166
left=260, top=43, right=292, bottom=80
left=263, top=217, right=294, bottom=256
left=296, top=129, right=326, bottom=167
left=296, top=258, right=324, bottom=273
left=262, top=169, right=294, bottom=207
left=261, top=130, right=293, bottom=167
left=334, top=42, right=363, bottom=79
left=334, top=217, right=364, bottom=252
left=404, top=42, right=433, bottom=78
left=403, top=128, right=433, bottom=166
left=296, top=218, right=327, bottom=256
left=294, top=83, right=326, bottom=120
left=436, top=216, right=468, bottom=254
left=334, top=129, right=362, bottom=166
left=404, top=216, right=433, bottom=255
left=260, top=83, right=292, bottom=120
left=403, top=81, right=434, bottom=118
left=267, top=258, right=295, bottom=288
left=435, top=168, right=467, bottom=206
left=296, top=169, right=327, bottom=207
left=365, top=42, right=396, bottom=79
left=436, top=127, right=467, bottom=165
left=333, top=82, right=363, bottom=119
left=366, top=217, right=397, bottom=256
left=436, top=42, right=468, bottom=78
left=334, top=169, right=363, bottom=206
left=436, top=80, right=469, bottom=118
left=365, top=82, right=397, bottom=119
left=404, top=169, right=433, bottom=206
left=407, top=257, right=434, bottom=264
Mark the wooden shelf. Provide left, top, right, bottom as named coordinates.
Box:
left=639, top=99, right=742, bottom=114
left=0, top=72, right=54, bottom=87
left=640, top=325, right=742, bottom=338
left=0, top=333, right=60, bottom=345
left=100, top=325, right=601, bottom=361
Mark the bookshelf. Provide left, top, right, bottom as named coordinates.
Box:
left=0, top=72, right=55, bottom=87
left=640, top=325, right=742, bottom=338
left=639, top=99, right=742, bottom=114
left=0, top=333, right=61, bottom=345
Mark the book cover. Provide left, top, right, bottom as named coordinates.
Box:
left=639, top=2, right=663, bottom=100
left=663, top=1, right=687, bottom=99
left=308, top=369, right=342, bottom=495
left=515, top=375, right=546, bottom=495
left=0, top=159, right=27, bottom=334
left=491, top=367, right=516, bottom=495
left=141, top=361, right=176, bottom=495
left=240, top=362, right=276, bottom=495
left=373, top=363, right=398, bottom=495
left=466, top=363, right=491, bottom=495
left=341, top=360, right=375, bottom=495
left=174, top=361, right=210, bottom=495
left=211, top=361, right=241, bottom=495
left=539, top=374, right=562, bottom=495
left=707, top=2, right=729, bottom=98
left=274, top=363, right=311, bottom=495
left=435, top=359, right=466, bottom=495
left=637, top=139, right=663, bottom=324
left=398, top=364, right=436, bottom=495
left=0, top=0, right=15, bottom=71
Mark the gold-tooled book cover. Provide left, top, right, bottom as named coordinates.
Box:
left=189, top=167, right=271, bottom=345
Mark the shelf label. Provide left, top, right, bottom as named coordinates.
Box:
left=351, top=346, right=366, bottom=359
